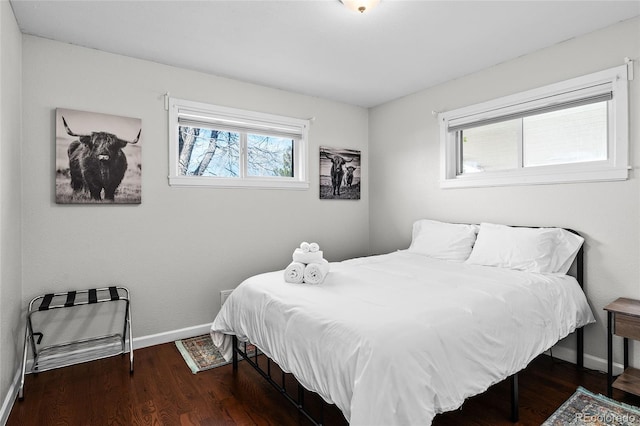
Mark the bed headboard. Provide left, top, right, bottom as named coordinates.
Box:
left=562, top=227, right=586, bottom=369
left=471, top=224, right=584, bottom=288
left=564, top=228, right=584, bottom=289
left=511, top=225, right=584, bottom=288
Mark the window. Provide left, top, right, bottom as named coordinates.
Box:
left=439, top=64, right=630, bottom=188
left=169, top=98, right=309, bottom=189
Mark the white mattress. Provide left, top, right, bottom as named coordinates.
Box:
left=210, top=251, right=595, bottom=425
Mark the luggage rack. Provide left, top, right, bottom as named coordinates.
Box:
left=18, top=286, right=133, bottom=399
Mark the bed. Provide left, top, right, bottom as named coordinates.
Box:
left=210, top=221, right=595, bottom=425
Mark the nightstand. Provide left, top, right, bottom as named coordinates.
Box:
left=605, top=297, right=640, bottom=398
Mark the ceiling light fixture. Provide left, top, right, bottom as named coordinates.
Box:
left=340, top=0, right=380, bottom=14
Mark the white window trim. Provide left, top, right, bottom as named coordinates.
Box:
left=168, top=97, right=310, bottom=190
left=439, top=64, right=630, bottom=189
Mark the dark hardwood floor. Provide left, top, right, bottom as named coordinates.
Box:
left=8, top=342, right=639, bottom=425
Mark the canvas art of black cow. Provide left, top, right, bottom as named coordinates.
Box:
left=322, top=151, right=353, bottom=196
left=63, top=116, right=141, bottom=201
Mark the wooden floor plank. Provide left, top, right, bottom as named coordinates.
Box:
left=8, top=342, right=640, bottom=425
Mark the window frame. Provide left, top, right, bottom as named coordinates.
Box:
left=439, top=64, right=630, bottom=189
left=168, top=97, right=310, bottom=189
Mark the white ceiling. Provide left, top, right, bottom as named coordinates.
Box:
left=9, top=0, right=640, bottom=108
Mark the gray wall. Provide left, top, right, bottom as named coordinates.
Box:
left=0, top=0, right=22, bottom=421
left=3, top=7, right=639, bottom=417
left=20, top=35, right=369, bottom=343
left=369, top=17, right=640, bottom=367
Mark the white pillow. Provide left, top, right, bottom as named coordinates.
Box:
left=552, top=229, right=585, bottom=274
left=465, top=223, right=584, bottom=274
left=408, top=219, right=479, bottom=262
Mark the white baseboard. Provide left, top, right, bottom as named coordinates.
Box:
left=543, top=345, right=623, bottom=375
left=0, top=323, right=211, bottom=425
left=130, top=323, right=211, bottom=350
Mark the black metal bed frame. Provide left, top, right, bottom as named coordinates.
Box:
left=232, top=337, right=326, bottom=425
left=231, top=228, right=587, bottom=425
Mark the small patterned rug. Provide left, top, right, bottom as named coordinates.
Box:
left=543, top=386, right=640, bottom=425
left=175, top=334, right=256, bottom=374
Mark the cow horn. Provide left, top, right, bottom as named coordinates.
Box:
left=120, top=129, right=142, bottom=145
left=130, top=129, right=141, bottom=145
left=61, top=116, right=86, bottom=137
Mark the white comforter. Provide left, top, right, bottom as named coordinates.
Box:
left=210, top=251, right=595, bottom=425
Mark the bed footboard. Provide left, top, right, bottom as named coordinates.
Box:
left=232, top=314, right=586, bottom=424
left=232, top=335, right=324, bottom=426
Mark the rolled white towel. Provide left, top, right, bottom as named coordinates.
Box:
left=292, top=248, right=324, bottom=264
left=303, top=259, right=330, bottom=285
left=309, top=242, right=320, bottom=253
left=284, top=261, right=305, bottom=284
left=300, top=242, right=310, bottom=253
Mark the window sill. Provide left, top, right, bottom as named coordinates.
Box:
left=440, top=164, right=629, bottom=189
left=168, top=176, right=310, bottom=190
